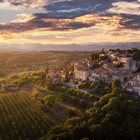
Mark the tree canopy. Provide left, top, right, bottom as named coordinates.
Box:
left=45, top=87, right=140, bottom=140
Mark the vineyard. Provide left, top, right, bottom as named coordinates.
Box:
left=0, top=92, right=53, bottom=140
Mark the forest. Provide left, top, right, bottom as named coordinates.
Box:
left=44, top=83, right=140, bottom=140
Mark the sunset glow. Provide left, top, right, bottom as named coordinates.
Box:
left=0, top=0, right=140, bottom=45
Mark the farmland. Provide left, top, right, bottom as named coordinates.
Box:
left=0, top=91, right=52, bottom=140
left=0, top=51, right=139, bottom=140
left=0, top=52, right=91, bottom=77
left=0, top=52, right=92, bottom=140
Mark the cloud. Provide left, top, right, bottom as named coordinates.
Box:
left=108, top=1, right=140, bottom=15
left=120, top=15, right=140, bottom=30
left=0, top=12, right=140, bottom=35
left=12, top=14, right=35, bottom=23
left=0, top=14, right=105, bottom=33
left=42, top=0, right=112, bottom=18
left=0, top=14, right=93, bottom=33
left=0, top=1, right=46, bottom=23
left=0, top=0, right=140, bottom=44
left=7, top=0, right=49, bottom=8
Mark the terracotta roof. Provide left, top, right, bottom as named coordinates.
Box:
left=133, top=84, right=140, bottom=89
left=76, top=66, right=89, bottom=71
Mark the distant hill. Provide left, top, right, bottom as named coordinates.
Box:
left=0, top=42, right=139, bottom=52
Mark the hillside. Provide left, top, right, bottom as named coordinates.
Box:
left=0, top=51, right=139, bottom=140
left=0, top=42, right=139, bottom=52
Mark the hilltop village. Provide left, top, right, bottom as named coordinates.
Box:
left=47, top=49, right=140, bottom=96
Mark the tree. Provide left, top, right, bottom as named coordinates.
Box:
left=94, top=93, right=112, bottom=108
left=88, top=53, right=99, bottom=61
left=32, top=88, right=40, bottom=99
left=81, top=137, right=90, bottom=140
left=43, top=95, right=56, bottom=107
left=112, top=88, right=123, bottom=95
left=133, top=51, right=140, bottom=61
left=45, top=67, right=49, bottom=74
left=64, top=117, right=81, bottom=126
left=107, top=97, right=120, bottom=109
left=89, top=124, right=104, bottom=139
left=68, top=110, right=76, bottom=118
left=112, top=80, right=121, bottom=88
left=115, top=48, right=121, bottom=53
left=56, top=93, right=68, bottom=103
left=47, top=125, right=63, bottom=138
left=79, top=100, right=89, bottom=109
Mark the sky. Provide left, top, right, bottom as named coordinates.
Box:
left=0, top=0, right=140, bottom=45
